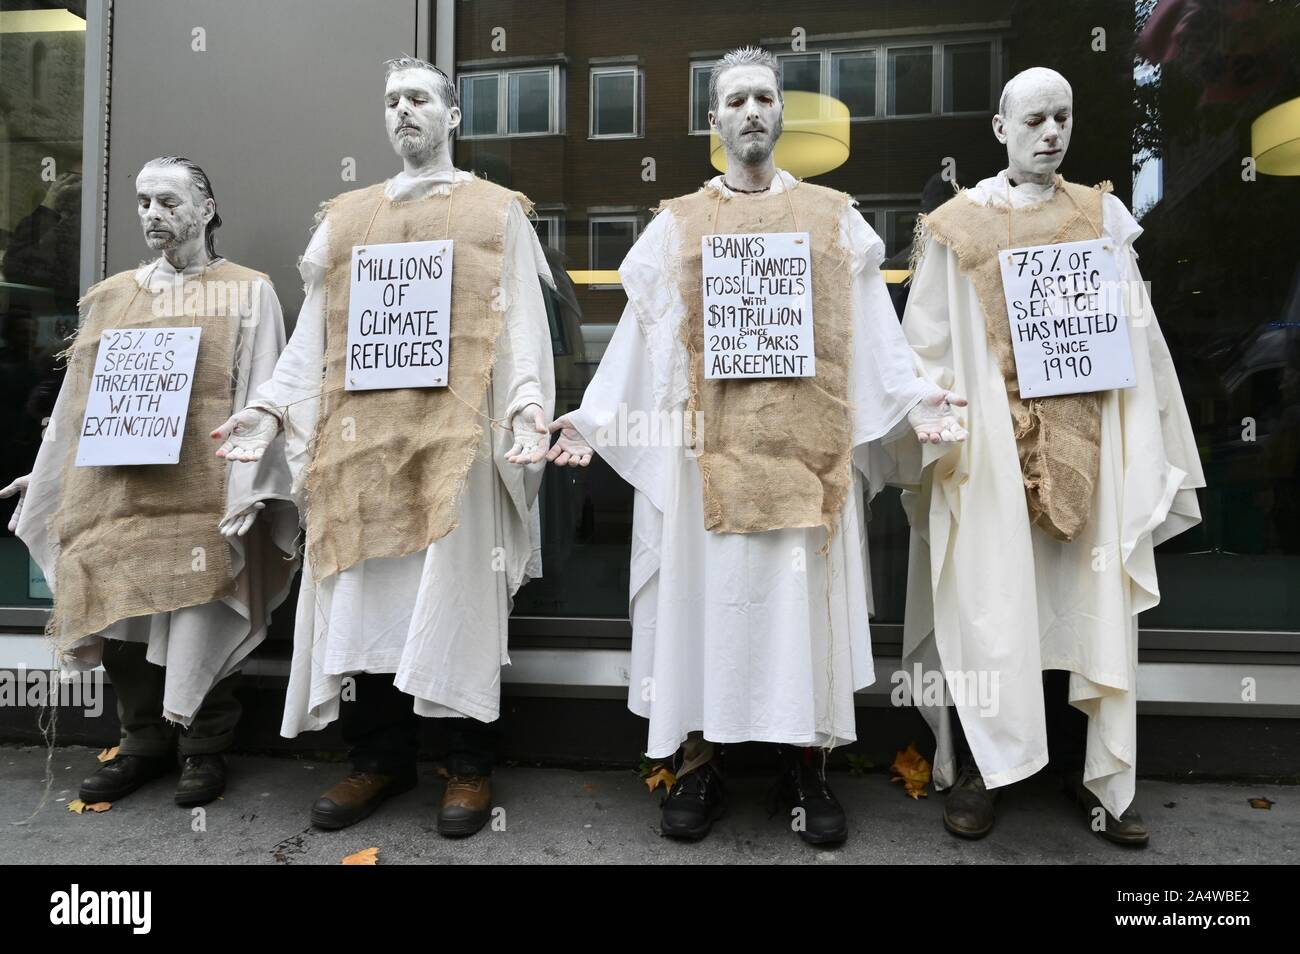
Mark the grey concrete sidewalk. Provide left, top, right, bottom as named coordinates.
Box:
left=1, top=745, right=1294, bottom=864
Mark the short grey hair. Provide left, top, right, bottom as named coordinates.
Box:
left=384, top=54, right=459, bottom=113
left=707, top=46, right=782, bottom=116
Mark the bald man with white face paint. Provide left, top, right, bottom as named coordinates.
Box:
left=894, top=67, right=1204, bottom=845
left=549, top=47, right=965, bottom=846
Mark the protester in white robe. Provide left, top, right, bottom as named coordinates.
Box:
left=549, top=47, right=964, bottom=846
left=20, top=258, right=298, bottom=721
left=892, top=69, right=1204, bottom=840
left=4, top=157, right=297, bottom=809
left=566, top=169, right=929, bottom=758
left=254, top=166, right=554, bottom=734
left=213, top=58, right=555, bottom=837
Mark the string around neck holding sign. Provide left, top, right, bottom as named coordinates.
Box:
left=1004, top=173, right=1103, bottom=249
left=349, top=180, right=507, bottom=432
left=710, top=174, right=801, bottom=236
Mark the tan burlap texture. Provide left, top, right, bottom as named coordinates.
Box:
left=304, top=177, right=529, bottom=581
left=919, top=177, right=1112, bottom=541
left=664, top=180, right=855, bottom=537
left=49, top=261, right=261, bottom=644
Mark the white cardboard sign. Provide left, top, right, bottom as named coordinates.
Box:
left=345, top=239, right=453, bottom=391
left=701, top=231, right=815, bottom=379
left=998, top=237, right=1136, bottom=398
left=75, top=326, right=202, bottom=467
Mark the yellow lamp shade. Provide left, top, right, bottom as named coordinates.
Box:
left=1252, top=97, right=1300, bottom=176
left=710, top=91, right=850, bottom=179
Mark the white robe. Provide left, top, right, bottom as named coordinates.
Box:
left=894, top=171, right=1205, bottom=817
left=18, top=257, right=300, bottom=726
left=566, top=170, right=932, bottom=758
left=253, top=168, right=556, bottom=734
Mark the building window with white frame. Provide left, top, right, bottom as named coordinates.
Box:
left=458, top=65, right=561, bottom=138
left=942, top=41, right=994, bottom=113
left=886, top=45, right=934, bottom=116
left=588, top=213, right=641, bottom=288
left=532, top=211, right=564, bottom=252
left=831, top=49, right=877, bottom=118
left=590, top=66, right=642, bottom=138
left=778, top=52, right=820, bottom=94
left=689, top=61, right=712, bottom=133
left=773, top=38, right=998, bottom=120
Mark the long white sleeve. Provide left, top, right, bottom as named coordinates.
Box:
left=248, top=222, right=330, bottom=496
left=842, top=207, right=932, bottom=455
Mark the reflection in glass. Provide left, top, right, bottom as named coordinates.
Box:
left=447, top=0, right=1300, bottom=634
left=778, top=52, right=819, bottom=94
left=832, top=50, right=876, bottom=118
left=460, top=73, right=499, bottom=137
left=588, top=216, right=638, bottom=273
left=691, top=63, right=711, bottom=133
left=508, top=69, right=552, bottom=134
left=592, top=69, right=636, bottom=137
left=0, top=0, right=85, bottom=607
left=943, top=41, right=992, bottom=113
left=887, top=46, right=932, bottom=116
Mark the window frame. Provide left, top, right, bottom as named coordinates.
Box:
left=457, top=64, right=563, bottom=139
left=772, top=36, right=1001, bottom=122
left=688, top=60, right=713, bottom=135
left=587, top=212, right=642, bottom=290
left=589, top=65, right=643, bottom=140
left=531, top=209, right=565, bottom=252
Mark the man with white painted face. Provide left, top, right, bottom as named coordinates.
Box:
left=548, top=47, right=965, bottom=845
left=213, top=57, right=555, bottom=837
left=2, top=157, right=298, bottom=807
left=896, top=68, right=1204, bottom=845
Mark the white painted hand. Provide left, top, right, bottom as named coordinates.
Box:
left=908, top=387, right=969, bottom=444
left=212, top=407, right=280, bottom=462
left=505, top=403, right=549, bottom=465
left=1, top=474, right=31, bottom=533
left=218, top=501, right=265, bottom=539
left=545, top=414, right=593, bottom=467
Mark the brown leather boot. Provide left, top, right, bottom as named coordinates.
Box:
left=1065, top=771, right=1149, bottom=846
left=310, top=769, right=416, bottom=830
left=943, top=763, right=998, bottom=840
left=437, top=774, right=492, bottom=838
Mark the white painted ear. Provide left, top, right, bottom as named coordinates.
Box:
left=202, top=196, right=216, bottom=225
left=707, top=110, right=717, bottom=130
left=991, top=114, right=1008, bottom=144
left=446, top=105, right=462, bottom=136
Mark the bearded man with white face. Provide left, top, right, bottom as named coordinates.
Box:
left=213, top=57, right=555, bottom=838
left=547, top=47, right=965, bottom=845
left=896, top=67, right=1204, bottom=845
left=2, top=157, right=298, bottom=807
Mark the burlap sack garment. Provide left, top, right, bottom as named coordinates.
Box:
left=49, top=261, right=261, bottom=645
left=919, top=176, right=1111, bottom=542
left=304, top=177, right=529, bottom=582
left=664, top=180, right=854, bottom=535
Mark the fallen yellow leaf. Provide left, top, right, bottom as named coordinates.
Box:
left=1248, top=797, right=1274, bottom=810
left=342, top=847, right=379, bottom=865
left=644, top=765, right=676, bottom=795
left=96, top=746, right=120, bottom=763
left=889, top=743, right=932, bottom=800
left=67, top=799, right=112, bottom=814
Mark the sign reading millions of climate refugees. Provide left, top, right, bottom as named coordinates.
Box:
left=998, top=237, right=1137, bottom=398
left=700, top=231, right=815, bottom=380
left=346, top=239, right=454, bottom=391
left=75, top=327, right=202, bottom=467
